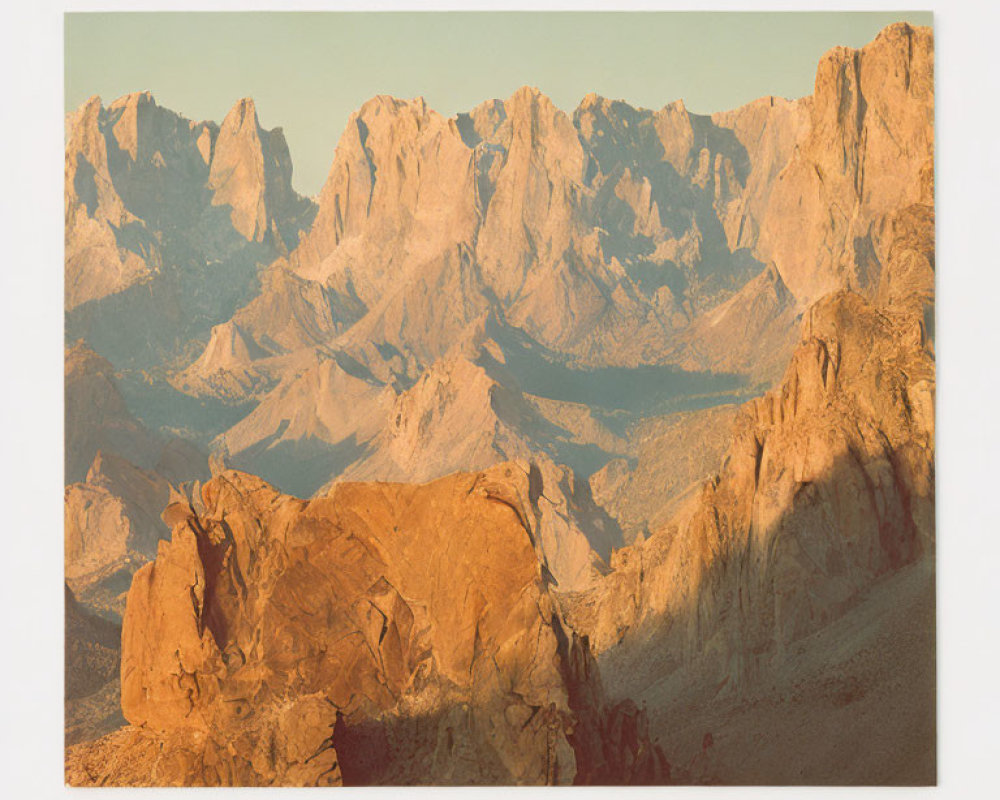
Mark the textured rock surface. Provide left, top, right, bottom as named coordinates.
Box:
left=65, top=342, right=209, bottom=616
left=581, top=201, right=934, bottom=646
left=208, top=98, right=314, bottom=247
left=64, top=94, right=165, bottom=311
left=64, top=91, right=317, bottom=394
left=177, top=78, right=811, bottom=407
left=65, top=339, right=211, bottom=620
left=710, top=95, right=812, bottom=253
left=64, top=341, right=161, bottom=482
left=214, top=353, right=395, bottom=495
left=579, top=285, right=934, bottom=654
left=171, top=264, right=364, bottom=403
left=170, top=321, right=273, bottom=401
left=64, top=341, right=208, bottom=481
left=67, top=467, right=666, bottom=786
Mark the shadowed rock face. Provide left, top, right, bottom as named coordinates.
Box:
left=208, top=98, right=315, bottom=247
left=561, top=201, right=935, bottom=783
left=206, top=305, right=750, bottom=501
left=64, top=341, right=160, bottom=483
left=583, top=210, right=934, bottom=647
left=580, top=283, right=934, bottom=655
left=589, top=403, right=741, bottom=542
left=65, top=584, right=126, bottom=748
left=64, top=339, right=208, bottom=495
left=64, top=93, right=318, bottom=385
left=67, top=466, right=666, bottom=786
left=65, top=583, right=120, bottom=702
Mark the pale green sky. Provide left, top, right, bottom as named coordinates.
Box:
left=65, top=11, right=932, bottom=196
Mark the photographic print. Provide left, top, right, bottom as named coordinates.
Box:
left=63, top=10, right=935, bottom=786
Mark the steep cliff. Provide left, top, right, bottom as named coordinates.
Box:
left=65, top=451, right=173, bottom=617
left=579, top=280, right=933, bottom=655
left=757, top=23, right=934, bottom=305
left=172, top=26, right=932, bottom=494
left=65, top=340, right=210, bottom=622
left=64, top=93, right=317, bottom=381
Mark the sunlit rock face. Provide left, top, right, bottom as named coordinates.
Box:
left=577, top=198, right=935, bottom=644
left=166, top=75, right=812, bottom=497
left=64, top=92, right=317, bottom=387
left=64, top=467, right=666, bottom=786
left=578, top=274, right=935, bottom=661
left=208, top=97, right=315, bottom=248
left=756, top=23, right=934, bottom=306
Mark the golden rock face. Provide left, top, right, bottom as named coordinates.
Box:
left=64, top=466, right=668, bottom=786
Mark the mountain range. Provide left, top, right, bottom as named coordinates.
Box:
left=64, top=22, right=935, bottom=786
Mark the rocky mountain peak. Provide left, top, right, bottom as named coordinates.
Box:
left=757, top=23, right=933, bottom=305
left=507, top=84, right=545, bottom=103
left=208, top=95, right=312, bottom=246
left=503, top=85, right=576, bottom=141
left=456, top=97, right=507, bottom=146
left=64, top=90, right=314, bottom=311
left=107, top=91, right=158, bottom=161
left=227, top=96, right=258, bottom=127
left=66, top=94, right=102, bottom=139
left=62, top=465, right=668, bottom=785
